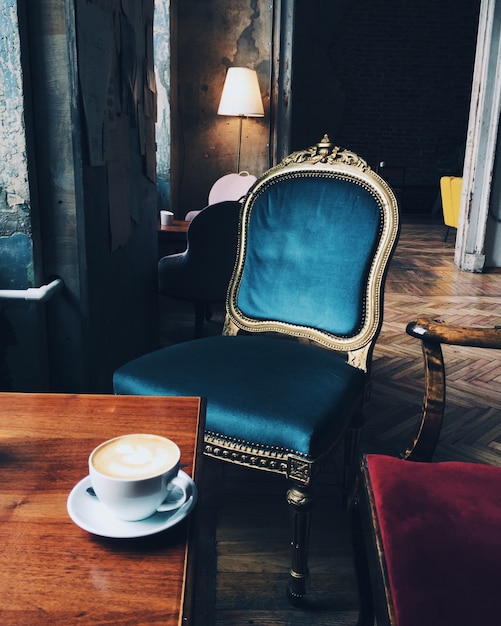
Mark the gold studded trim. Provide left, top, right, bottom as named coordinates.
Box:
left=203, top=431, right=315, bottom=484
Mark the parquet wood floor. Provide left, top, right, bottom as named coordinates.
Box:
left=159, top=219, right=501, bottom=626
left=364, top=222, right=501, bottom=466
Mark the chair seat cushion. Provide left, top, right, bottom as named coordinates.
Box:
left=365, top=454, right=501, bottom=626
left=114, top=335, right=366, bottom=459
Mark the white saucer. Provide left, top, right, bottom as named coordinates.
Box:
left=67, top=471, right=197, bottom=538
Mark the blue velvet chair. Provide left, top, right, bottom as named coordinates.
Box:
left=114, top=135, right=400, bottom=602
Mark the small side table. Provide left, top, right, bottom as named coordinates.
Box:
left=158, top=220, right=190, bottom=257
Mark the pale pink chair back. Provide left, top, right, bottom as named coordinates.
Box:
left=208, top=172, right=257, bottom=204
left=185, top=172, right=257, bottom=221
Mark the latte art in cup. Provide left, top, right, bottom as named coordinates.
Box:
left=91, top=434, right=178, bottom=479
left=89, top=433, right=184, bottom=521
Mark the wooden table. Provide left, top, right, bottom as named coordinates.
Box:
left=0, top=393, right=205, bottom=625
left=158, top=220, right=190, bottom=257
left=159, top=219, right=190, bottom=235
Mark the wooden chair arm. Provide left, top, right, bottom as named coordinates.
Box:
left=406, top=317, right=501, bottom=349
left=402, top=317, right=501, bottom=462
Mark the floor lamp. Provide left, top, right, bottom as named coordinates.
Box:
left=217, top=67, right=264, bottom=173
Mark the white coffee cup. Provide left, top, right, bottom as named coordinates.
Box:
left=160, top=210, right=174, bottom=226
left=89, top=433, right=187, bottom=521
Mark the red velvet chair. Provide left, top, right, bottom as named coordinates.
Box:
left=351, top=317, right=501, bottom=626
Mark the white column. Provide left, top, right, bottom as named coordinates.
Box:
left=154, top=0, right=171, bottom=209
left=456, top=0, right=501, bottom=271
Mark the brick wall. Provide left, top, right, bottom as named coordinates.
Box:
left=292, top=0, right=480, bottom=212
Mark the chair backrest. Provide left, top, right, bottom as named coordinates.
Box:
left=208, top=172, right=257, bottom=205
left=224, top=136, right=400, bottom=371
left=440, top=175, right=462, bottom=228
left=158, top=200, right=241, bottom=302
left=185, top=172, right=257, bottom=222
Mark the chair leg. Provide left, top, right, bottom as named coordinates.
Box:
left=194, top=302, right=205, bottom=338
left=343, top=415, right=363, bottom=507
left=350, top=494, right=376, bottom=626
left=204, top=302, right=213, bottom=322
left=286, top=484, right=313, bottom=605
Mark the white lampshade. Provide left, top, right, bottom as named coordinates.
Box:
left=217, top=67, right=264, bottom=117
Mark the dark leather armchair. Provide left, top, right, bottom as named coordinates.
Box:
left=158, top=200, right=241, bottom=338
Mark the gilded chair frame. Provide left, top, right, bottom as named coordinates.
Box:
left=204, top=138, right=400, bottom=486
left=226, top=146, right=399, bottom=359
left=113, top=136, right=401, bottom=604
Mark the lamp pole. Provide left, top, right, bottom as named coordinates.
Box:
left=236, top=116, right=244, bottom=173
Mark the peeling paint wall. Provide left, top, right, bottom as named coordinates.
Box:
left=0, top=0, right=31, bottom=240
left=174, top=0, right=272, bottom=216
left=0, top=0, right=159, bottom=391
left=154, top=0, right=171, bottom=212
left=0, top=0, right=42, bottom=391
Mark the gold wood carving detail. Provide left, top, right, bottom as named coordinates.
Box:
left=286, top=485, right=314, bottom=509
left=347, top=344, right=372, bottom=372
left=204, top=433, right=314, bottom=482
left=280, top=134, right=370, bottom=171
left=287, top=456, right=313, bottom=485
left=222, top=314, right=239, bottom=336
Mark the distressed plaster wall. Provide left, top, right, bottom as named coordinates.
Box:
left=173, top=0, right=272, bottom=216
left=154, top=0, right=171, bottom=213
left=0, top=1, right=31, bottom=240
left=0, top=0, right=44, bottom=390
left=0, top=0, right=158, bottom=392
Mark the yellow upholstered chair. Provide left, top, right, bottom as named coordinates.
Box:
left=440, top=176, right=462, bottom=241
